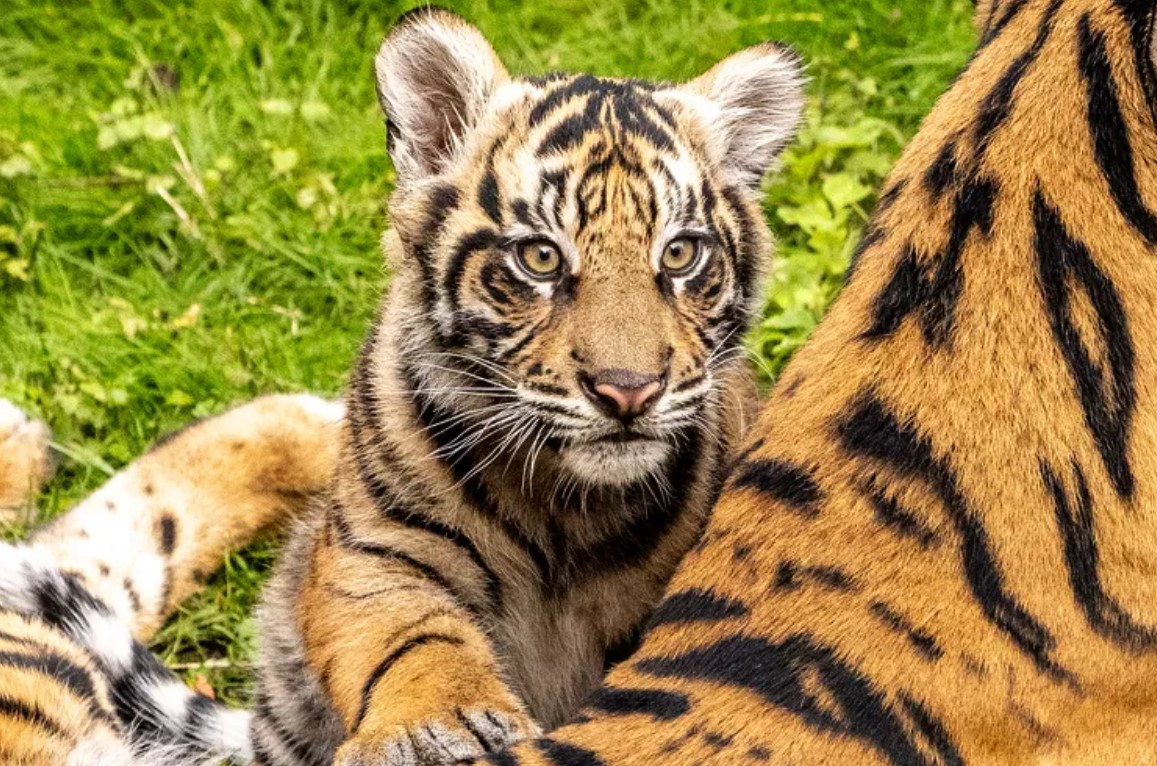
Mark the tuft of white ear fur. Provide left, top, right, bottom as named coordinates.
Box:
left=375, top=8, right=508, bottom=184
left=677, top=43, right=806, bottom=187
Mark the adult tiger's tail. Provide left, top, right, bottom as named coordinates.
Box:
left=0, top=394, right=343, bottom=764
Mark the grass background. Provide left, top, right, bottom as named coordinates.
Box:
left=1, top=0, right=976, bottom=702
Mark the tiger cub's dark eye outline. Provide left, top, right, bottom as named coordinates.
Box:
left=660, top=234, right=706, bottom=277
left=510, top=238, right=565, bottom=281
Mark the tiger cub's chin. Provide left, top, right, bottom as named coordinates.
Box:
left=557, top=439, right=673, bottom=486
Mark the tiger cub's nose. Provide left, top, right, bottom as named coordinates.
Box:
left=579, top=368, right=666, bottom=422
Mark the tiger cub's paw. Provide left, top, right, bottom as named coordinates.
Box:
left=0, top=399, right=53, bottom=517
left=334, top=707, right=540, bottom=766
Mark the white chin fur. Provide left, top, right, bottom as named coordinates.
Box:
left=557, top=440, right=672, bottom=486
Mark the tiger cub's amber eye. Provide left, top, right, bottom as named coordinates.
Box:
left=516, top=240, right=563, bottom=278
left=661, top=236, right=701, bottom=275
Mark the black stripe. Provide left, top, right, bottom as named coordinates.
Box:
left=585, top=687, right=690, bottom=721
left=1041, top=459, right=1157, bottom=651
left=398, top=360, right=556, bottom=585
left=774, top=561, right=858, bottom=593
left=158, top=514, right=177, bottom=555
left=978, top=0, right=1029, bottom=47
left=352, top=634, right=465, bottom=732
left=0, top=649, right=115, bottom=725
left=1033, top=191, right=1136, bottom=499
left=0, top=694, right=72, bottom=740
left=529, top=74, right=602, bottom=126
left=603, top=625, right=643, bottom=672
left=648, top=588, right=749, bottom=628
left=537, top=739, right=608, bottom=766
left=330, top=505, right=464, bottom=600
left=561, top=426, right=707, bottom=586
left=379, top=503, right=502, bottom=607
left=837, top=390, right=1075, bottom=685
left=414, top=184, right=461, bottom=313
left=974, top=0, right=1062, bottom=148
left=898, top=693, right=966, bottom=766
left=478, top=149, right=503, bottom=225
left=443, top=228, right=502, bottom=340
left=1111, top=0, right=1157, bottom=135
left=731, top=458, right=823, bottom=517
left=868, top=601, right=944, bottom=661
left=253, top=692, right=326, bottom=766
left=347, top=410, right=503, bottom=607
left=865, top=173, right=994, bottom=349
left=861, top=479, right=940, bottom=549
left=1078, top=13, right=1157, bottom=246
left=537, top=113, right=592, bottom=156
left=638, top=635, right=949, bottom=765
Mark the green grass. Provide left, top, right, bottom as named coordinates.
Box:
left=0, top=0, right=976, bottom=702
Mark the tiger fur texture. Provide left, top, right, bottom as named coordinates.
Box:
left=437, top=0, right=1157, bottom=764
left=0, top=395, right=343, bottom=765
left=250, top=9, right=803, bottom=766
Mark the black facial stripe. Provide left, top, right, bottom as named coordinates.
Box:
left=538, top=113, right=592, bottom=157
left=415, top=184, right=461, bottom=313
left=1033, top=191, right=1136, bottom=499
left=442, top=229, right=502, bottom=339
left=1077, top=13, right=1157, bottom=246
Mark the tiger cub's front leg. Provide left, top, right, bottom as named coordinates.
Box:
left=302, top=509, right=540, bottom=766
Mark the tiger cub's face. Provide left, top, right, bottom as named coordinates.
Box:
left=378, top=10, right=803, bottom=485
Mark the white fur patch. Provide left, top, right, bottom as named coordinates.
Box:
left=290, top=394, right=345, bottom=424
left=557, top=440, right=672, bottom=486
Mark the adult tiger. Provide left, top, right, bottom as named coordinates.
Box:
left=457, top=0, right=1157, bottom=763
left=0, top=395, right=342, bottom=765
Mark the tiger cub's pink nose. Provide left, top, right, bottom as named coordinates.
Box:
left=579, top=369, right=665, bottom=422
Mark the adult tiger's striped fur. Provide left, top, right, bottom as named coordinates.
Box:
left=0, top=395, right=342, bottom=764
left=450, top=0, right=1157, bottom=764
left=250, top=9, right=803, bottom=766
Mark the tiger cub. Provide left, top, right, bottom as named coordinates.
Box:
left=250, top=9, right=803, bottom=766
left=0, top=395, right=342, bottom=765
left=465, top=0, right=1157, bottom=763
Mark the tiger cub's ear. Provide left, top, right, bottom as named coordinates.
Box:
left=375, top=8, right=509, bottom=184
left=675, top=43, right=806, bottom=188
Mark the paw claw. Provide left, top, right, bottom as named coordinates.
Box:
left=335, top=707, right=538, bottom=766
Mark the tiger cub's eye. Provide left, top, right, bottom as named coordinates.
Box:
left=661, top=236, right=702, bottom=275
left=515, top=240, right=563, bottom=279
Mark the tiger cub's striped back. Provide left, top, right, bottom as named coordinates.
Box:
left=473, top=0, right=1157, bottom=763
left=0, top=395, right=342, bottom=764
